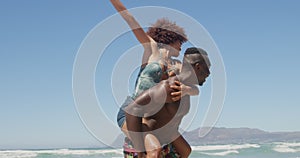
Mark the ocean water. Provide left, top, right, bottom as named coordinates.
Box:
left=1, top=142, right=300, bottom=158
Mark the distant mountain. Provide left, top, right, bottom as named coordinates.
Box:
left=184, top=127, right=300, bottom=145
left=111, top=127, right=300, bottom=147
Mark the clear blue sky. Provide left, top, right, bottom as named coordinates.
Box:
left=1, top=0, right=299, bottom=149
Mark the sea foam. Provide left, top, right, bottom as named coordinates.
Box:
left=191, top=143, right=260, bottom=156
left=273, top=142, right=300, bottom=153
left=192, top=143, right=260, bottom=151
left=199, top=150, right=239, bottom=156
left=0, top=148, right=123, bottom=158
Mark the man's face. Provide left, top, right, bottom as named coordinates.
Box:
left=195, top=62, right=210, bottom=86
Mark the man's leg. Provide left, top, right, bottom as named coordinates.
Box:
left=144, top=133, right=162, bottom=158
left=171, top=135, right=191, bottom=158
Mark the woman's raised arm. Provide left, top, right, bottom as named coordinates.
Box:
left=110, top=0, right=150, bottom=46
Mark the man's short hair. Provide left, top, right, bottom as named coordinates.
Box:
left=184, top=47, right=210, bottom=67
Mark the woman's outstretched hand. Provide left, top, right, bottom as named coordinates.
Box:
left=170, top=81, right=200, bottom=101
left=170, top=81, right=191, bottom=101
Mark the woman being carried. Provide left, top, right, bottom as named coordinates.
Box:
left=110, top=0, right=198, bottom=157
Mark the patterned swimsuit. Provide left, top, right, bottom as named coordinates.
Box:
left=117, top=61, right=165, bottom=128
left=132, top=62, right=164, bottom=98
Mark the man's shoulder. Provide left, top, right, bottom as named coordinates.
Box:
left=158, top=77, right=178, bottom=86
left=167, top=76, right=178, bottom=83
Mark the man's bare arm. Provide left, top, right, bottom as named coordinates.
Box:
left=133, top=80, right=174, bottom=107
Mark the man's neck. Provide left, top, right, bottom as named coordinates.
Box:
left=177, top=71, right=193, bottom=85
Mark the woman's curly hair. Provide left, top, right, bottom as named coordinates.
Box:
left=146, top=18, right=188, bottom=48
